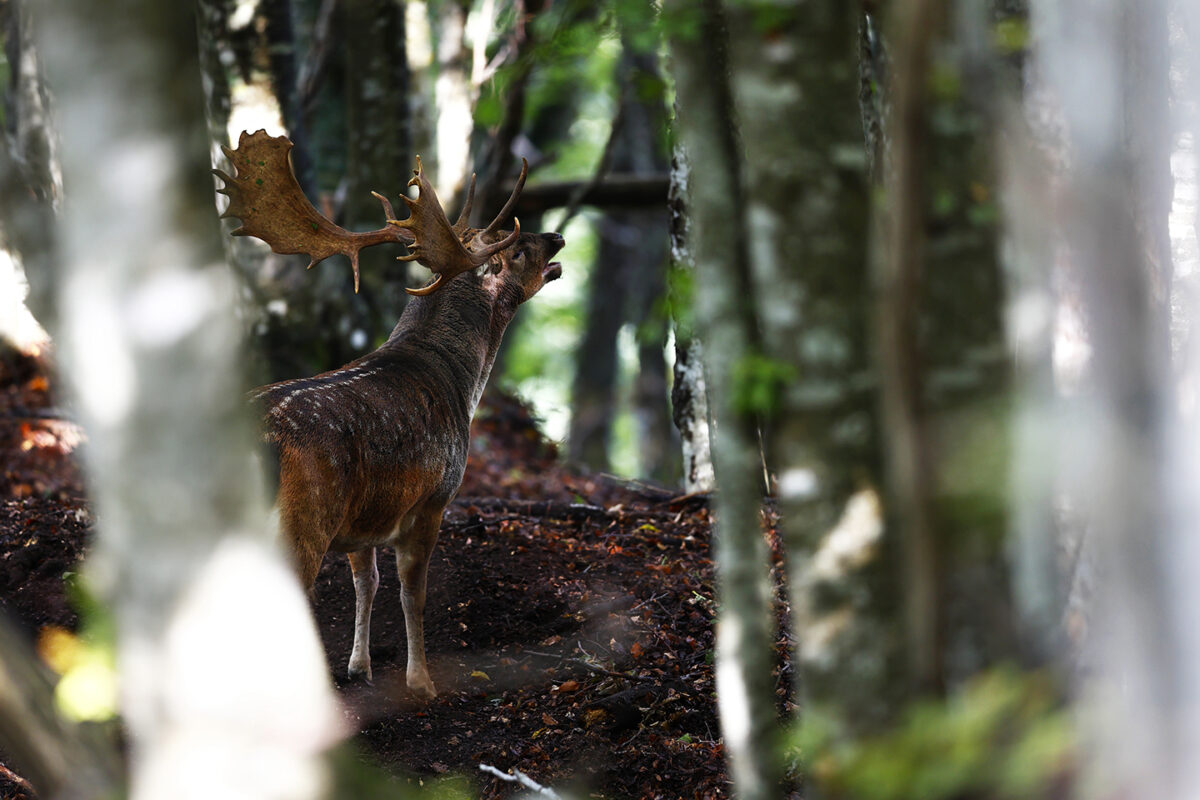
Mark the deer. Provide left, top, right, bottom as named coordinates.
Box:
left=213, top=130, right=564, bottom=698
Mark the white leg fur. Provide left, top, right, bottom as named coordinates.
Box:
left=347, top=548, right=378, bottom=681
left=396, top=547, right=436, bottom=698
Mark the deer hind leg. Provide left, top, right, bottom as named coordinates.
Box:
left=394, top=508, right=443, bottom=699
left=346, top=547, right=379, bottom=682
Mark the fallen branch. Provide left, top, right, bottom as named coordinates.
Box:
left=454, top=497, right=677, bottom=523
left=478, top=764, right=563, bottom=799
left=454, top=498, right=610, bottom=521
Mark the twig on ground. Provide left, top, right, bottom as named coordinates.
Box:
left=441, top=514, right=527, bottom=532
left=453, top=497, right=677, bottom=523
left=630, top=592, right=666, bottom=611
left=479, top=764, right=563, bottom=799
left=521, top=649, right=638, bottom=681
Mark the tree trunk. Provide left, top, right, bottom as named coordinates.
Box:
left=666, top=2, right=781, bottom=797
left=1033, top=0, right=1180, bottom=794
left=39, top=1, right=340, bottom=797
left=429, top=0, right=473, bottom=202
left=569, top=42, right=673, bottom=479
left=340, top=0, right=412, bottom=340
left=724, top=0, right=896, bottom=736
left=569, top=220, right=628, bottom=471
left=668, top=150, right=715, bottom=493
left=0, top=0, right=59, bottom=331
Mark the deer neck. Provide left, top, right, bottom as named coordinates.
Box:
left=383, top=273, right=522, bottom=410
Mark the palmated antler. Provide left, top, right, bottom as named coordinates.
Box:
left=214, top=129, right=408, bottom=293
left=214, top=129, right=529, bottom=297
left=388, top=157, right=522, bottom=296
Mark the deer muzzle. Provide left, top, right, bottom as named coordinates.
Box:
left=542, top=232, right=565, bottom=282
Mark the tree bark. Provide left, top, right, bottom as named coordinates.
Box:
left=668, top=150, right=715, bottom=493
left=666, top=2, right=781, bottom=797
left=0, top=0, right=59, bottom=331
left=724, top=0, right=895, bottom=740
left=340, top=0, right=412, bottom=340
left=39, top=1, right=340, bottom=797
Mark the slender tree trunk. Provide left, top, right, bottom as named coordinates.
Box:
left=668, top=150, right=715, bottom=493
left=874, top=0, right=944, bottom=696
left=667, top=2, right=781, bottom=797
left=39, top=2, right=339, bottom=797
left=879, top=0, right=1018, bottom=690
left=569, top=223, right=629, bottom=470
left=992, top=1, right=1064, bottom=662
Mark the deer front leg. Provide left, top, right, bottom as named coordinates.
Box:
left=394, top=510, right=442, bottom=699
left=346, top=547, right=379, bottom=682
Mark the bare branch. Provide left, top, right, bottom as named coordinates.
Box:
left=478, top=764, right=564, bottom=799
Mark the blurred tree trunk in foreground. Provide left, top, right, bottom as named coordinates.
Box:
left=1032, top=0, right=1185, bottom=795
left=39, top=1, right=339, bottom=798
left=0, top=9, right=109, bottom=784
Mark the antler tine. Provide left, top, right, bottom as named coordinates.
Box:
left=482, top=158, right=529, bottom=236
left=213, top=129, right=410, bottom=294
left=452, top=174, right=477, bottom=235
left=472, top=217, right=521, bottom=262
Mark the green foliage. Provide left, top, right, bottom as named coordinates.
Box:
left=732, top=350, right=797, bottom=417
left=667, top=263, right=696, bottom=336
left=51, top=571, right=119, bottom=722
left=657, top=2, right=705, bottom=45
left=474, top=93, right=504, bottom=128
left=934, top=395, right=1011, bottom=545
left=604, top=0, right=661, bottom=52
left=785, top=667, right=1074, bottom=800
left=327, top=743, right=473, bottom=798
left=725, top=0, right=801, bottom=34
left=992, top=19, right=1030, bottom=55
left=928, top=61, right=963, bottom=103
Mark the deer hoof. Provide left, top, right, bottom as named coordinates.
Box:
left=347, top=665, right=373, bottom=686
left=408, top=672, right=437, bottom=699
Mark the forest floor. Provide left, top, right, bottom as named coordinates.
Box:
left=0, top=342, right=790, bottom=800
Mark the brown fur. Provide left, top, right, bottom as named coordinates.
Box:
left=254, top=230, right=564, bottom=697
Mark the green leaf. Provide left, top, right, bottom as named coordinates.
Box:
left=732, top=351, right=798, bottom=417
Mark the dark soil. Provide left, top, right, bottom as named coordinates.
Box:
left=0, top=346, right=735, bottom=799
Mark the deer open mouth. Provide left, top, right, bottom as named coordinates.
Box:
left=543, top=262, right=563, bottom=282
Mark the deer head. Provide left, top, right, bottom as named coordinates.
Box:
left=213, top=129, right=527, bottom=295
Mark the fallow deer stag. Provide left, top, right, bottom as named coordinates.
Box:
left=214, top=130, right=564, bottom=698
